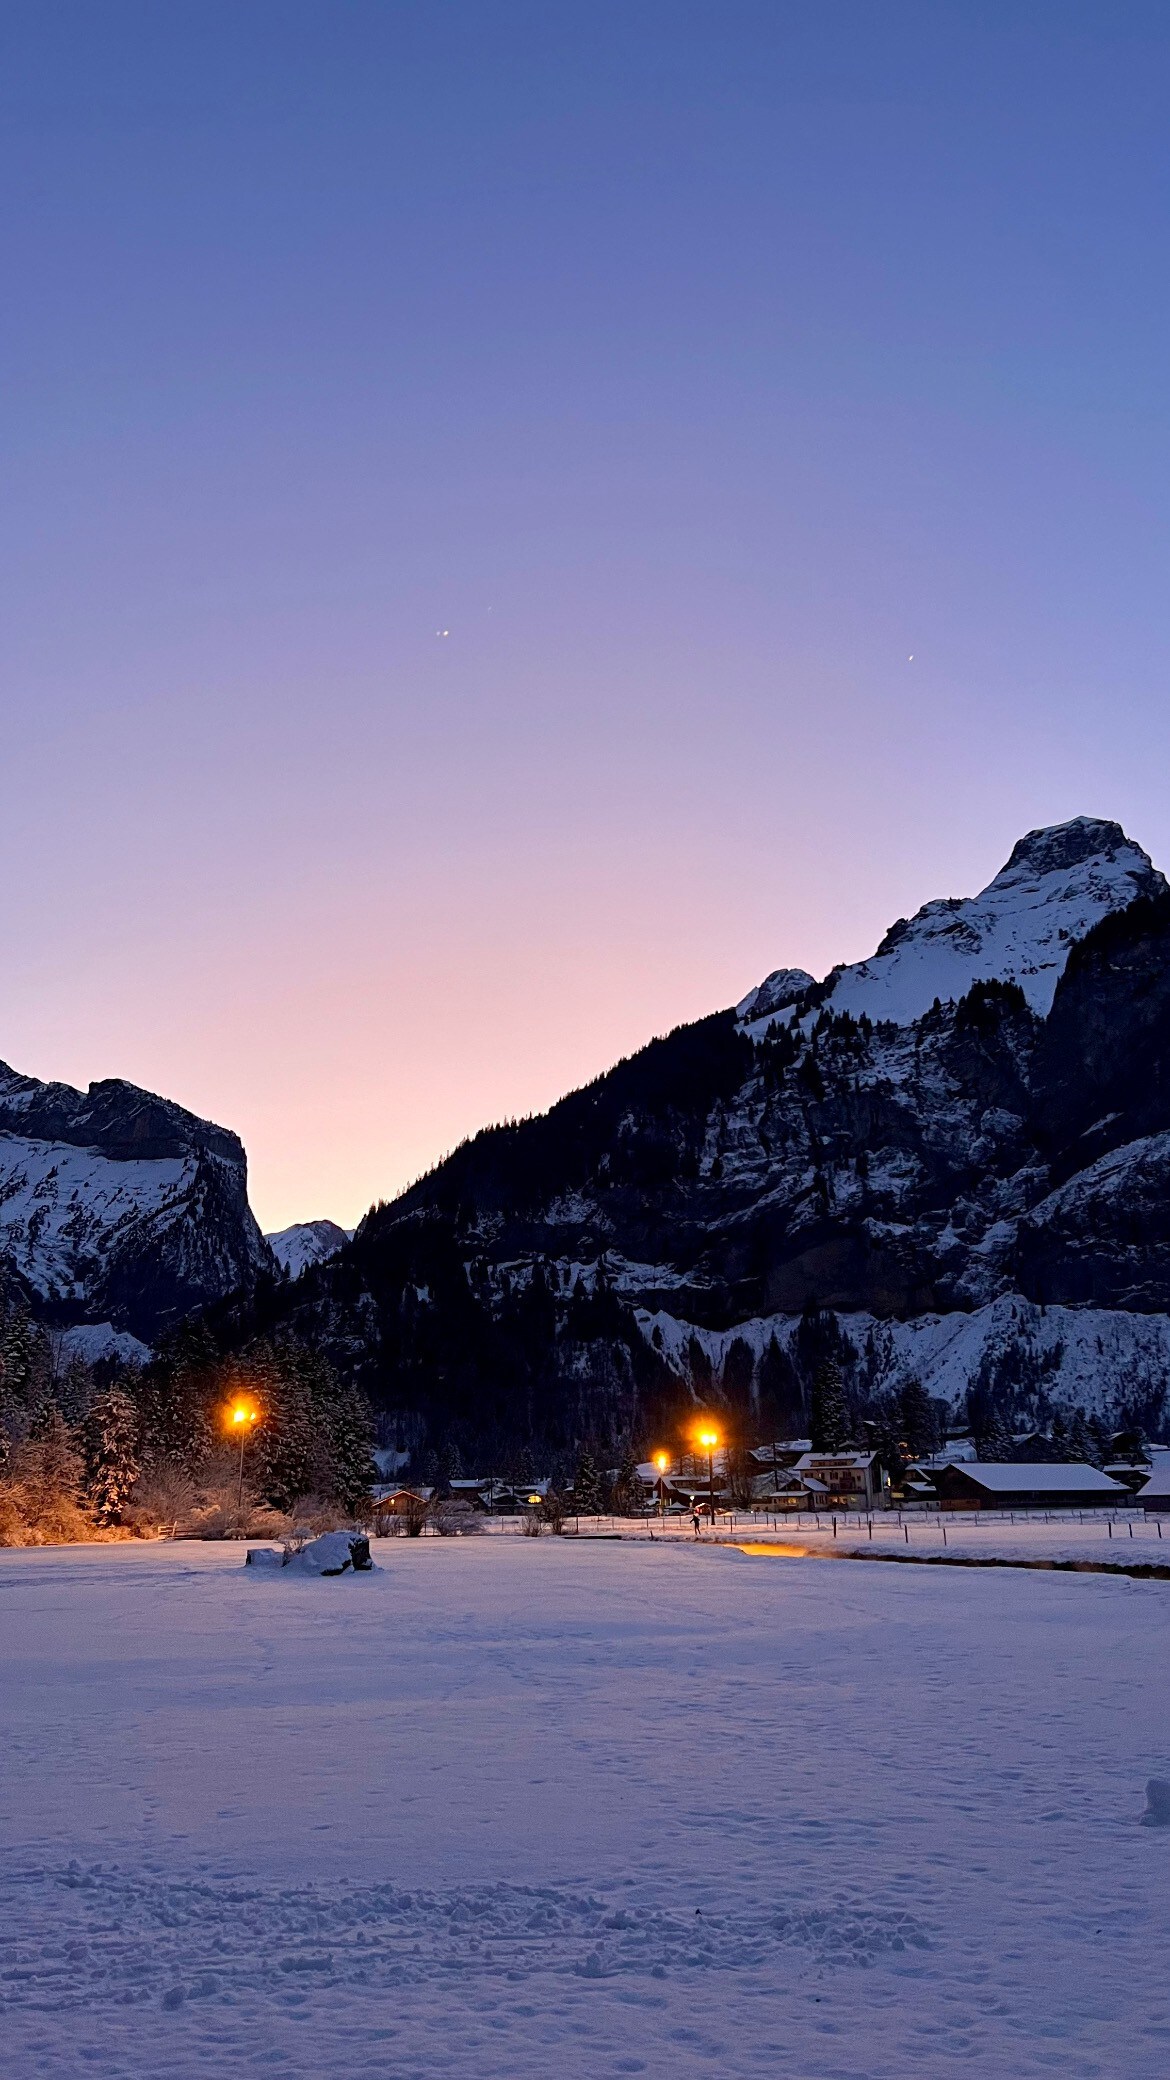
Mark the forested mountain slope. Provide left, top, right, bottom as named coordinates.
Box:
left=209, top=819, right=1170, bottom=1457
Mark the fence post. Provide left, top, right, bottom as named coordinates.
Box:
left=904, top=1523, right=909, bottom=1545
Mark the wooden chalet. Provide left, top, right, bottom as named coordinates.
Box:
left=931, top=1463, right=1127, bottom=1511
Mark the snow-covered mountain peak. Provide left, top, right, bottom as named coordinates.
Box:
left=997, top=815, right=1134, bottom=883
left=0, top=1059, right=274, bottom=1339
left=739, top=817, right=1166, bottom=1035
left=735, top=967, right=815, bottom=1023
left=267, top=1220, right=352, bottom=1278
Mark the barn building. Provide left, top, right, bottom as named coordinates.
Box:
left=931, top=1463, right=1128, bottom=1511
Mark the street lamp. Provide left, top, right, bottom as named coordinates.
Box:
left=697, top=1427, right=719, bottom=1527
left=225, top=1397, right=261, bottom=1528
left=653, top=1450, right=669, bottom=1520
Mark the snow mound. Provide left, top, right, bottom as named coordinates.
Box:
left=739, top=816, right=1166, bottom=1034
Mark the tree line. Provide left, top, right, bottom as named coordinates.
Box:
left=0, top=1290, right=376, bottom=1545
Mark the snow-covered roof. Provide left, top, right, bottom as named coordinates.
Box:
left=1137, top=1462, right=1170, bottom=1498
left=738, top=818, right=1164, bottom=1034
left=750, top=1471, right=823, bottom=1496
left=942, top=1462, right=1126, bottom=1495
left=793, top=1451, right=878, bottom=1472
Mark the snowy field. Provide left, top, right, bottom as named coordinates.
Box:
left=602, top=1510, right=1170, bottom=1572
left=2, top=1539, right=1169, bottom=2079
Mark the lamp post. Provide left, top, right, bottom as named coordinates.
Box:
left=226, top=1398, right=260, bottom=1529
left=698, top=1428, right=719, bottom=1528
left=654, top=1451, right=669, bottom=1521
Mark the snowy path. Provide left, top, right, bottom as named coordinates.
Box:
left=1, top=1538, right=1168, bottom=2077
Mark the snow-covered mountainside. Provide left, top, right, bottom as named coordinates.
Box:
left=267, top=1220, right=352, bottom=1278
left=739, top=817, right=1165, bottom=1033
left=211, top=816, right=1170, bottom=1447
left=0, top=1064, right=275, bottom=1342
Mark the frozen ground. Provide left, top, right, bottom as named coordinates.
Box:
left=2, top=1538, right=1169, bottom=2079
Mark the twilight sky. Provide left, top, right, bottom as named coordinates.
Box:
left=3, top=2, right=1170, bottom=1231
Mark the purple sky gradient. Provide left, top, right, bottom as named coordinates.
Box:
left=3, top=2, right=1170, bottom=1228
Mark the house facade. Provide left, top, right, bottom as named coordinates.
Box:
left=790, top=1451, right=887, bottom=1509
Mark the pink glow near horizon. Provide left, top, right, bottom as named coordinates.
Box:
left=5, top=7, right=1170, bottom=1230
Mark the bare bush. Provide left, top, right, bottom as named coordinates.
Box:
left=402, top=1492, right=430, bottom=1537
left=0, top=1476, right=107, bottom=1547
left=0, top=1429, right=118, bottom=1547
left=521, top=1510, right=542, bottom=1537
left=540, top=1489, right=568, bottom=1534
left=126, top=1463, right=198, bottom=1537
left=185, top=1483, right=290, bottom=1542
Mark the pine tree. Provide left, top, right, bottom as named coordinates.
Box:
left=899, top=1378, right=940, bottom=1459
left=809, top=1360, right=849, bottom=1451
left=1068, top=1407, right=1094, bottom=1464
left=55, top=1356, right=93, bottom=1428
left=612, top=1449, right=643, bottom=1516
left=1050, top=1409, right=1068, bottom=1454
left=29, top=1404, right=83, bottom=1492
left=0, top=1302, right=52, bottom=1433
left=973, top=1408, right=1015, bottom=1462
left=83, top=1387, right=140, bottom=1523
left=255, top=1358, right=318, bottom=1511
left=318, top=1378, right=377, bottom=1517
left=869, top=1395, right=908, bottom=1478
left=573, top=1449, right=602, bottom=1515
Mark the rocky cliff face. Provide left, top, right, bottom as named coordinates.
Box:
left=207, top=820, right=1170, bottom=1450
left=0, top=1065, right=275, bottom=1342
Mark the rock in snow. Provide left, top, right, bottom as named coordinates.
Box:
left=245, top=1532, right=375, bottom=1575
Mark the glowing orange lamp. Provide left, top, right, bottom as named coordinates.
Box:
left=697, top=1426, right=720, bottom=1524
left=224, top=1397, right=261, bottom=1526
left=653, top=1450, right=670, bottom=1519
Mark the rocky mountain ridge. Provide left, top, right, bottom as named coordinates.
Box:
left=211, top=817, right=1170, bottom=1454
left=266, top=1220, right=352, bottom=1278
left=739, top=816, right=1164, bottom=1031
left=0, top=1064, right=275, bottom=1343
